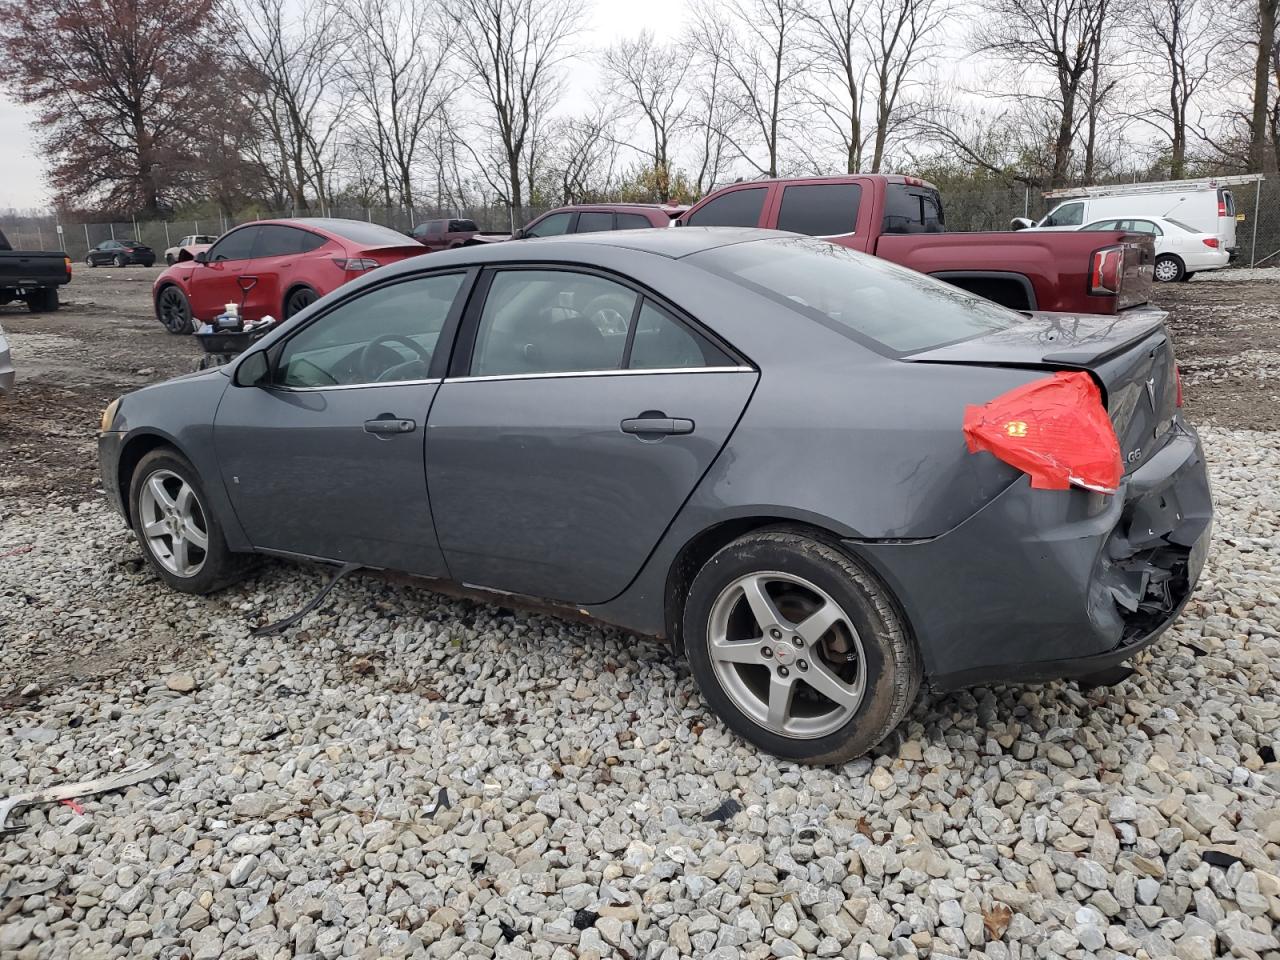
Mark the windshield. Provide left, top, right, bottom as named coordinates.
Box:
left=692, top=237, right=1021, bottom=355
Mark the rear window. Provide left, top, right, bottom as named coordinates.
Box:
left=777, top=183, right=862, bottom=236
left=1165, top=218, right=1199, bottom=233
left=1219, top=189, right=1236, bottom=217
left=882, top=184, right=944, bottom=234
left=322, top=221, right=414, bottom=246
left=692, top=237, right=1020, bottom=355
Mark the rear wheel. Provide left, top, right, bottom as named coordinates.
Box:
left=26, top=288, right=59, bottom=313
left=156, top=284, right=194, bottom=334
left=284, top=286, right=318, bottom=319
left=683, top=529, right=920, bottom=764
left=166, top=254, right=176, bottom=265
left=128, top=448, right=251, bottom=594
left=1154, top=254, right=1185, bottom=283
left=1180, top=272, right=1196, bottom=282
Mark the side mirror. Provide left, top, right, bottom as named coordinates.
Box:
left=195, top=250, right=209, bottom=263
left=234, top=350, right=270, bottom=387
left=513, top=228, right=526, bottom=240
left=1009, top=217, right=1033, bottom=231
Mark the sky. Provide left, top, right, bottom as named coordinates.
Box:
left=0, top=0, right=690, bottom=212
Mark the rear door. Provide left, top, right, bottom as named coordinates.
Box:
left=771, top=180, right=870, bottom=251
left=1218, top=188, right=1237, bottom=250
left=244, top=224, right=318, bottom=321
left=425, top=266, right=757, bottom=604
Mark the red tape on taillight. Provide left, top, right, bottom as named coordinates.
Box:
left=1090, top=245, right=1123, bottom=296
left=963, top=372, right=1122, bottom=494
left=1175, top=364, right=1183, bottom=407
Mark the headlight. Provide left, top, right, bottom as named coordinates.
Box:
left=100, top=398, right=121, bottom=432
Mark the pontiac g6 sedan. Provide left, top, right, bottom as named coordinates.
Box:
left=99, top=229, right=1212, bottom=763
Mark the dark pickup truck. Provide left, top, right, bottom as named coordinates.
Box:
left=410, top=218, right=508, bottom=251
left=678, top=175, right=1154, bottom=315
left=0, top=228, right=72, bottom=312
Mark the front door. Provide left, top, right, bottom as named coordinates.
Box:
left=214, top=270, right=468, bottom=574
left=426, top=267, right=757, bottom=605
left=191, top=225, right=261, bottom=322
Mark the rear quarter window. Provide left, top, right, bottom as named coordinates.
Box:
left=693, top=236, right=1020, bottom=355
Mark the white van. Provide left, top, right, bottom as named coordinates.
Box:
left=1013, top=175, right=1262, bottom=256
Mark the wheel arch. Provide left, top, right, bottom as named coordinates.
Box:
left=663, top=515, right=888, bottom=656
left=282, top=283, right=319, bottom=318
left=115, top=432, right=184, bottom=525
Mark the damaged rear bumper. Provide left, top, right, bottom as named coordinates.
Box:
left=853, top=420, right=1212, bottom=692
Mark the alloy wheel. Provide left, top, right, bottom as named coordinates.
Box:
left=286, top=288, right=317, bottom=317
left=137, top=469, right=208, bottom=578
left=706, top=571, right=867, bottom=739
left=157, top=287, right=190, bottom=332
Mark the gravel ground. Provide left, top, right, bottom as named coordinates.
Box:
left=2, top=271, right=1279, bottom=960
left=1, top=427, right=1278, bottom=960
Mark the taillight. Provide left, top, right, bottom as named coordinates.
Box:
left=1218, top=198, right=1226, bottom=217
left=1202, top=237, right=1219, bottom=249
left=1089, top=245, right=1124, bottom=296
left=65, top=257, right=72, bottom=280
left=1175, top=364, right=1183, bottom=407
left=963, top=371, right=1122, bottom=494
left=333, top=258, right=379, bottom=271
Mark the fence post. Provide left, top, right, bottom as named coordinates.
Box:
left=194, top=220, right=199, bottom=235
left=36, top=226, right=43, bottom=249
left=164, top=222, right=171, bottom=248
left=1023, top=187, right=1029, bottom=218
left=132, top=217, right=139, bottom=240
left=1251, top=180, right=1261, bottom=268
left=109, top=223, right=115, bottom=240
left=84, top=223, right=91, bottom=253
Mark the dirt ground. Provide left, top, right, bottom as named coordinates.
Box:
left=1, top=267, right=1277, bottom=507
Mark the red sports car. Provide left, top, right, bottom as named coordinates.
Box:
left=152, top=218, right=428, bottom=334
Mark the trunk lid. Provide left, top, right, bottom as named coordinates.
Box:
left=907, top=308, right=1178, bottom=473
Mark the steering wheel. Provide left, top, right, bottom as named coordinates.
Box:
left=582, top=293, right=635, bottom=335
left=359, top=334, right=433, bottom=381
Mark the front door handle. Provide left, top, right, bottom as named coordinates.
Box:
left=620, top=416, right=694, bottom=436
left=364, top=417, right=417, bottom=435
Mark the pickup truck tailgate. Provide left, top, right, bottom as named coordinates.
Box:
left=0, top=251, right=72, bottom=288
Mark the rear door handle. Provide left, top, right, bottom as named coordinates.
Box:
left=364, top=417, right=417, bottom=435
left=620, top=417, right=694, bottom=436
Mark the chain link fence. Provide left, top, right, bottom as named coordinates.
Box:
left=2, top=185, right=1277, bottom=265
left=0, top=204, right=551, bottom=262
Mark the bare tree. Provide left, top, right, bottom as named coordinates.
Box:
left=800, top=0, right=869, bottom=172
left=1250, top=0, right=1278, bottom=172
left=1131, top=0, right=1216, bottom=178
left=602, top=31, right=690, bottom=201
left=232, top=0, right=349, bottom=211
left=861, top=0, right=945, bottom=172
left=442, top=0, right=585, bottom=217
left=719, top=0, right=806, bottom=176
left=972, top=0, right=1112, bottom=187
left=342, top=0, right=459, bottom=212
left=684, top=5, right=742, bottom=193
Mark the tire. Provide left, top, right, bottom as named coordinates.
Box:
left=128, top=448, right=251, bottom=594
left=166, top=254, right=175, bottom=266
left=26, top=288, right=59, bottom=313
left=1180, top=272, right=1196, bottom=282
left=1153, top=254, right=1185, bottom=283
left=114, top=255, right=127, bottom=268
left=683, top=529, right=920, bottom=764
left=155, top=284, right=194, bottom=334
left=86, top=255, right=97, bottom=268
left=284, top=286, right=318, bottom=319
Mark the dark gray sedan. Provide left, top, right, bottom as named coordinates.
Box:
left=98, top=228, right=1212, bottom=762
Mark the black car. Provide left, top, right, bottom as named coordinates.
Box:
left=86, top=240, right=155, bottom=268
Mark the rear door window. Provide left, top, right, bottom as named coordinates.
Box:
left=777, top=183, right=863, bottom=236
left=1130, top=219, right=1162, bottom=236
left=1082, top=220, right=1120, bottom=230
left=254, top=225, right=312, bottom=257
left=881, top=184, right=944, bottom=234
left=576, top=212, right=614, bottom=234
left=685, top=187, right=767, bottom=227
left=524, top=213, right=573, bottom=238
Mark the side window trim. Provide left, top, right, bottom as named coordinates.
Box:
left=445, top=263, right=753, bottom=381
left=261, top=266, right=479, bottom=390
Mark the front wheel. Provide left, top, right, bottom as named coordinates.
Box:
left=1154, top=255, right=1185, bottom=283
left=128, top=448, right=250, bottom=594
left=85, top=255, right=97, bottom=268
left=166, top=254, right=176, bottom=265
left=683, top=529, right=920, bottom=764
left=114, top=255, right=127, bottom=268
left=155, top=285, right=194, bottom=334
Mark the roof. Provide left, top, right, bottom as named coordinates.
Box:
left=1044, top=174, right=1264, bottom=200
left=503, top=225, right=783, bottom=259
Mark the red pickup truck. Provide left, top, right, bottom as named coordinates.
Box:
left=678, top=175, right=1154, bottom=314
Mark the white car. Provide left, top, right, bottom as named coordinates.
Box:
left=163, top=234, right=218, bottom=266
left=1080, top=215, right=1229, bottom=283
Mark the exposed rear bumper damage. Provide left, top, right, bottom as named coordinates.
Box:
left=852, top=420, right=1212, bottom=692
